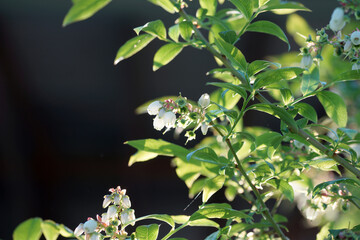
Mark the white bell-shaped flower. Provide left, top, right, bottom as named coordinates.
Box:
left=114, top=194, right=121, bottom=205
left=83, top=219, right=97, bottom=234
left=344, top=40, right=352, bottom=52
left=198, top=93, right=210, bottom=108
left=74, top=223, right=84, bottom=236
left=329, top=7, right=346, bottom=32
left=101, top=212, right=109, bottom=224
left=352, top=63, right=360, bottom=70
left=122, top=195, right=131, bottom=209
left=103, top=195, right=112, bottom=208
left=350, top=31, right=360, bottom=45
left=107, top=205, right=118, bottom=219
left=147, top=101, right=163, bottom=115
left=201, top=122, right=209, bottom=135
left=163, top=111, right=176, bottom=129
left=120, top=209, right=136, bottom=226
left=300, top=55, right=313, bottom=69
left=153, top=115, right=165, bottom=131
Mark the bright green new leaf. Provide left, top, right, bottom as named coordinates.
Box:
left=267, top=178, right=294, bottom=202
left=254, top=67, right=303, bottom=89
left=200, top=0, right=217, bottom=16
left=246, top=20, right=289, bottom=49
left=179, top=21, right=193, bottom=41
left=210, top=88, right=241, bottom=110
left=128, top=150, right=159, bottom=166
left=126, top=139, right=189, bottom=159
left=134, top=20, right=167, bottom=40
left=229, top=0, right=253, bottom=20
left=263, top=2, right=310, bottom=15
left=171, top=215, right=219, bottom=228
left=294, top=102, right=317, bottom=123
left=169, top=24, right=180, bottom=42
left=148, top=0, right=177, bottom=13
left=203, top=175, right=226, bottom=202
left=135, top=224, right=159, bottom=240
left=313, top=178, right=360, bottom=197
left=190, top=203, right=250, bottom=221
left=286, top=14, right=315, bottom=46
left=57, top=224, right=74, bottom=237
left=153, top=43, right=184, bottom=71
left=187, top=147, right=221, bottom=165
left=114, top=34, right=156, bottom=65
left=301, top=66, right=320, bottom=96
left=316, top=91, right=348, bottom=127
left=280, top=88, right=293, bottom=105
left=207, top=82, right=247, bottom=100
left=308, top=157, right=340, bottom=174
left=41, top=221, right=60, bottom=240
left=13, top=218, right=42, bottom=240
left=256, top=132, right=283, bottom=149
left=63, top=0, right=111, bottom=26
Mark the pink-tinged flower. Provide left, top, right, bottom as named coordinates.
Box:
left=201, top=122, right=209, bottom=135
left=103, top=195, right=112, bottom=208
left=163, top=111, right=176, bottom=129
left=300, top=55, right=313, bottom=69
left=153, top=115, right=165, bottom=131
left=122, top=195, right=131, bottom=209
left=107, top=205, right=118, bottom=219
left=120, top=209, right=136, bottom=226
left=198, top=93, right=210, bottom=108
left=83, top=219, right=97, bottom=234
left=329, top=8, right=346, bottom=32
left=344, top=40, right=352, bottom=52
left=74, top=223, right=84, bottom=236
left=147, top=101, right=163, bottom=115
left=350, top=31, right=360, bottom=45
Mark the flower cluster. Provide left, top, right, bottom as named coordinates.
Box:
left=74, top=186, right=135, bottom=240
left=147, top=93, right=211, bottom=142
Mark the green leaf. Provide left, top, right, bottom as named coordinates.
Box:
left=134, top=20, right=167, bottom=40
left=313, top=178, right=360, bottom=197
left=128, top=150, right=159, bottom=166
left=148, top=0, right=177, bottom=13
left=214, top=37, right=247, bottom=72
left=246, top=20, right=289, bottom=49
left=153, top=43, right=184, bottom=71
left=169, top=25, right=180, bottom=42
left=179, top=21, right=194, bottom=41
left=203, top=175, right=226, bottom=202
left=41, top=221, right=60, bottom=240
left=135, top=224, right=159, bottom=240
left=63, top=0, right=111, bottom=26
left=330, top=70, right=360, bottom=85
left=114, top=34, right=156, bottom=65
left=171, top=215, right=219, bottom=228
left=229, top=0, right=253, bottom=20
left=316, top=91, right=348, bottom=127
left=205, top=231, right=220, bottom=240
left=307, top=157, right=340, bottom=174
left=200, top=0, right=217, bottom=16
left=247, top=60, right=280, bottom=77
left=267, top=178, right=294, bottom=202
left=190, top=203, right=250, bottom=221
left=207, top=82, right=247, bottom=100
left=126, top=139, right=189, bottom=159
left=254, top=67, right=303, bottom=89
left=13, top=218, right=42, bottom=240
left=57, top=224, right=74, bottom=237
left=301, top=66, right=320, bottom=96
left=263, top=2, right=310, bottom=15
left=219, top=30, right=238, bottom=44
left=286, top=14, right=315, bottom=46
left=210, top=88, right=241, bottom=110
left=280, top=88, right=293, bottom=105
left=248, top=103, right=298, bottom=131
left=132, top=214, right=175, bottom=229
left=294, top=102, right=317, bottom=123
left=187, top=147, right=221, bottom=165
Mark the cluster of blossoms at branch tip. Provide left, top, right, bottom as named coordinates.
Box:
left=74, top=186, right=135, bottom=240
left=300, top=2, right=360, bottom=70
left=147, top=93, right=211, bottom=142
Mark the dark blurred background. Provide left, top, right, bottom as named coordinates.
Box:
left=0, top=0, right=338, bottom=239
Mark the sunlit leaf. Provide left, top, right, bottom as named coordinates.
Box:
left=316, top=91, right=347, bottom=127
left=13, top=218, right=42, bottom=240
left=153, top=43, right=184, bottom=71
left=135, top=224, right=159, bottom=240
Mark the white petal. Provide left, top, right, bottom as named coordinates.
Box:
left=74, top=223, right=84, bottom=236
left=344, top=40, right=352, bottom=52
left=350, top=31, right=360, bottom=45
left=107, top=205, right=118, bottom=219
left=163, top=111, right=176, bottom=128
left=198, top=93, right=210, bottom=108
left=153, top=115, right=165, bottom=131
left=201, top=122, right=209, bottom=135
left=122, top=195, right=131, bottom=209
left=147, top=101, right=163, bottom=115
left=83, top=219, right=97, bottom=234
left=102, top=195, right=112, bottom=208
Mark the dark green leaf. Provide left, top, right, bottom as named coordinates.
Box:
left=179, top=21, right=193, bottom=41
left=207, top=82, right=247, bottom=99
left=329, top=70, right=360, bottom=86
left=313, top=178, right=360, bottom=197
left=267, top=178, right=294, bottom=202
left=203, top=175, right=226, bottom=202
left=114, top=34, right=156, bottom=64
left=316, top=91, right=347, bottom=127
left=247, top=60, right=280, bottom=77
left=294, top=102, right=317, bottom=123
left=229, top=0, right=253, bottom=20
left=135, top=224, right=159, bottom=240
left=246, top=21, right=289, bottom=49
left=148, top=0, right=177, bottom=13
left=134, top=20, right=167, bottom=40
left=204, top=231, right=220, bottom=240
left=254, top=67, right=303, bottom=89
left=153, top=43, right=184, bottom=71
left=214, top=37, right=247, bottom=72
left=199, top=0, right=217, bottom=16
left=63, top=0, right=111, bottom=26
left=13, top=218, right=42, bottom=240
left=301, top=66, right=319, bottom=96
left=219, top=30, right=238, bottom=44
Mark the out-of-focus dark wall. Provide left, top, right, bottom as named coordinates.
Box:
left=0, top=0, right=337, bottom=239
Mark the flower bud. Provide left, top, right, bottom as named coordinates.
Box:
left=120, top=209, right=136, bottom=226
left=198, top=93, right=210, bottom=108
left=83, top=219, right=97, bottom=234
left=352, top=63, right=360, bottom=71
left=153, top=115, right=165, bottom=131
left=122, top=195, right=131, bottom=209
left=103, top=195, right=112, bottom=208
left=107, top=205, right=118, bottom=219
left=147, top=101, right=163, bottom=115
left=74, top=223, right=84, bottom=236
left=163, top=111, right=176, bottom=129
left=344, top=40, right=352, bottom=52
left=350, top=30, right=360, bottom=45
left=300, top=55, right=313, bottom=69
left=329, top=7, right=346, bottom=32
left=201, top=122, right=209, bottom=135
